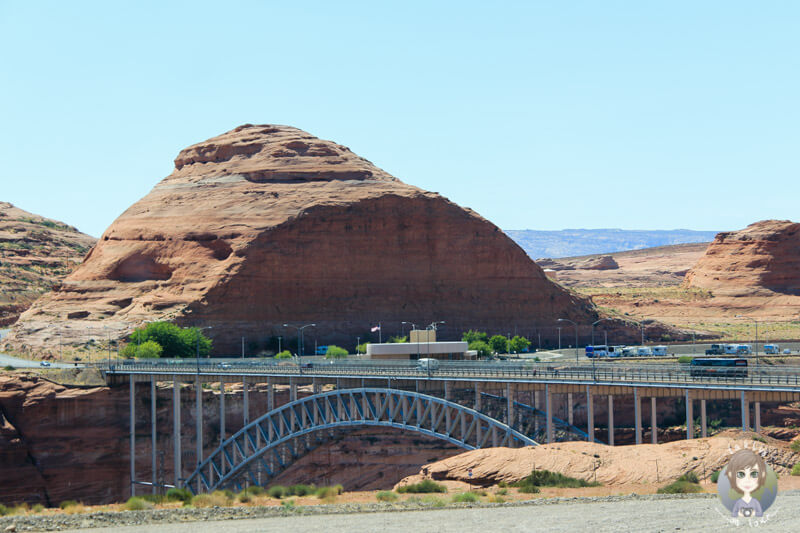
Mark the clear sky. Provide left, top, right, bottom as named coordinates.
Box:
left=1, top=1, right=797, bottom=238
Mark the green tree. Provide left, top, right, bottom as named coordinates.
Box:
left=469, top=340, right=492, bottom=359
left=135, top=340, right=163, bottom=359
left=388, top=335, right=408, bottom=343
left=489, top=335, right=509, bottom=354
left=325, top=345, right=348, bottom=359
left=508, top=335, right=531, bottom=354
left=462, top=330, right=488, bottom=344
left=275, top=350, right=293, bottom=359
left=129, top=322, right=212, bottom=358
left=356, top=343, right=368, bottom=355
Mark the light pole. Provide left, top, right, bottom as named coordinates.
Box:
left=557, top=327, right=562, bottom=351
left=591, top=318, right=613, bottom=347
left=427, top=321, right=445, bottom=361
left=283, top=323, right=316, bottom=362
left=557, top=319, right=579, bottom=363
left=402, top=321, right=416, bottom=342
left=591, top=318, right=613, bottom=380
left=736, top=315, right=759, bottom=367
left=357, top=336, right=360, bottom=355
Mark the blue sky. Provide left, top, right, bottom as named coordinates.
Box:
left=1, top=1, right=798, bottom=238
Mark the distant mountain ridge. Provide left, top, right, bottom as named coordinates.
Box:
left=505, top=228, right=719, bottom=259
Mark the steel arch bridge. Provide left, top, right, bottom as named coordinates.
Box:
left=184, top=387, right=538, bottom=493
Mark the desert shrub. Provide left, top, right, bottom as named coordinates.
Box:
left=420, top=495, right=446, bottom=507
left=191, top=491, right=230, bottom=508
left=657, top=480, right=703, bottom=494
left=59, top=500, right=78, bottom=510
left=710, top=470, right=721, bottom=483
left=124, top=497, right=153, bottom=511
left=753, top=435, right=766, bottom=443
left=166, top=487, right=193, bottom=503
left=790, top=440, right=800, bottom=453
left=139, top=493, right=164, bottom=504
left=791, top=462, right=800, bottom=476
left=287, top=484, right=315, bottom=496
left=396, top=480, right=447, bottom=494
left=376, top=491, right=398, bottom=502
left=315, top=485, right=342, bottom=501
left=0, top=504, right=10, bottom=516
left=268, top=485, right=287, bottom=499
left=238, top=493, right=252, bottom=504
left=275, top=350, right=293, bottom=360
left=280, top=499, right=296, bottom=510
left=220, top=489, right=235, bottom=500
left=325, top=345, right=348, bottom=359
left=513, top=470, right=599, bottom=491
left=678, top=472, right=699, bottom=484
left=496, top=488, right=508, bottom=495
left=246, top=486, right=265, bottom=496
left=497, top=481, right=508, bottom=488
left=3, top=365, right=15, bottom=371
left=31, top=504, right=44, bottom=513
left=487, top=494, right=505, bottom=503
left=452, top=492, right=480, bottom=503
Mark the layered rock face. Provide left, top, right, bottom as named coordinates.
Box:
left=0, top=203, right=95, bottom=326
left=4, top=124, right=595, bottom=356
left=685, top=220, right=800, bottom=296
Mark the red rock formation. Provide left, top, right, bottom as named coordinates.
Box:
left=685, top=220, right=800, bottom=296
left=3, top=125, right=596, bottom=356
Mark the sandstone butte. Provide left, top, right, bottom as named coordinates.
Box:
left=3, top=124, right=597, bottom=357
left=0, top=202, right=95, bottom=327
left=685, top=220, right=800, bottom=296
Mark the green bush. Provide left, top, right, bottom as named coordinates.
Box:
left=287, top=484, right=315, bottom=496
left=268, top=485, right=287, bottom=498
left=678, top=472, right=699, bottom=484
left=388, top=336, right=408, bottom=343
left=275, top=350, right=293, bottom=360
left=128, top=322, right=212, bottom=358
left=3, top=365, right=15, bottom=371
left=512, top=470, right=600, bottom=491
left=452, top=492, right=480, bottom=503
left=791, top=462, right=800, bottom=476
left=710, top=470, right=721, bottom=483
left=191, top=491, right=231, bottom=508
left=31, top=504, right=44, bottom=513
left=59, top=500, right=78, bottom=509
left=134, top=340, right=163, bottom=359
left=461, top=330, right=488, bottom=344
left=238, top=493, right=252, bottom=504
left=678, top=356, right=692, bottom=364
left=469, top=341, right=492, bottom=359
left=139, top=493, right=164, bottom=504
left=376, top=491, right=398, bottom=502
left=496, top=488, right=508, bottom=495
left=325, top=346, right=348, bottom=359
left=246, top=486, right=265, bottom=496
left=790, top=440, right=800, bottom=453
left=0, top=504, right=8, bottom=516
left=166, top=487, right=194, bottom=503
left=356, top=343, right=368, bottom=355
left=124, top=497, right=153, bottom=511
left=280, top=499, right=295, bottom=510
left=315, top=485, right=343, bottom=500
left=657, top=480, right=703, bottom=494
left=489, top=335, right=509, bottom=353
left=396, top=480, right=447, bottom=494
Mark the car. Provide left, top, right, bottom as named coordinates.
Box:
left=784, top=349, right=792, bottom=355
left=217, top=362, right=232, bottom=369
left=39, top=361, right=52, bottom=367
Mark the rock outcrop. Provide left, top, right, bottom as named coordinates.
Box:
left=3, top=124, right=595, bottom=356
left=0, top=203, right=95, bottom=326
left=685, top=220, right=800, bottom=296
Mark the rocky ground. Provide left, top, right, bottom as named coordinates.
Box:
left=2, top=493, right=799, bottom=532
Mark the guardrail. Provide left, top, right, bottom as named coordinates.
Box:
left=105, top=360, right=800, bottom=388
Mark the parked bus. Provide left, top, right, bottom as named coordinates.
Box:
left=689, top=358, right=748, bottom=378
left=764, top=344, right=780, bottom=354
left=585, top=345, right=608, bottom=358
left=652, top=345, right=668, bottom=356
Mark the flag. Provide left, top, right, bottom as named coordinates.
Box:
left=371, top=325, right=381, bottom=332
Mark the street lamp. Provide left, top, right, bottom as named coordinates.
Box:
left=426, top=321, right=445, bottom=361
left=591, top=318, right=613, bottom=347
left=557, top=319, right=579, bottom=363
left=401, top=321, right=416, bottom=341
left=283, top=323, right=316, bottom=360
left=735, top=315, right=759, bottom=366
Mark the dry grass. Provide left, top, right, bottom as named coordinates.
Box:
left=576, top=285, right=713, bottom=302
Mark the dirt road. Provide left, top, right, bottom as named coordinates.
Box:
left=60, top=493, right=800, bottom=533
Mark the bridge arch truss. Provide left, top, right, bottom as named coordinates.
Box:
left=184, top=387, right=537, bottom=493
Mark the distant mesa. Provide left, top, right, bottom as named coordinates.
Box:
left=684, top=220, right=800, bottom=296
left=0, top=202, right=95, bottom=326
left=3, top=124, right=598, bottom=356
left=538, top=255, right=619, bottom=272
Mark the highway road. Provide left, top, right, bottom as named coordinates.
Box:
left=0, top=328, right=72, bottom=369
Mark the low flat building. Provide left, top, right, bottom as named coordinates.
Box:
left=367, top=341, right=470, bottom=360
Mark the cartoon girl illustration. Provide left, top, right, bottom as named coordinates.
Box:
left=725, top=449, right=767, bottom=518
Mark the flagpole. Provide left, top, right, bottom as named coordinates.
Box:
left=379, top=323, right=382, bottom=344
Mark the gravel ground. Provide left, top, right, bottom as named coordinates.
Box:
left=2, top=492, right=799, bottom=533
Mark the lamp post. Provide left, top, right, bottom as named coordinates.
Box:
left=557, top=319, right=579, bottom=363
left=283, top=323, right=316, bottom=362
left=426, top=321, right=445, bottom=362
left=195, top=326, right=213, bottom=374
left=591, top=318, right=613, bottom=347
left=736, top=315, right=759, bottom=367
left=357, top=336, right=360, bottom=355
left=591, top=318, right=613, bottom=380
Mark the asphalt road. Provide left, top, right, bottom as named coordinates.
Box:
left=59, top=494, right=800, bottom=533
left=0, top=328, right=71, bottom=369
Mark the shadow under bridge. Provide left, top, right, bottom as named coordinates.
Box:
left=184, top=387, right=538, bottom=493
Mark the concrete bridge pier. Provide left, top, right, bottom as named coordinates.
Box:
left=150, top=377, right=157, bottom=494
left=195, top=376, right=203, bottom=493
left=586, top=386, right=594, bottom=443
left=633, top=387, right=641, bottom=445
left=755, top=401, right=761, bottom=433
left=607, top=395, right=614, bottom=446
left=505, top=383, right=514, bottom=428
left=700, top=399, right=707, bottom=438
left=173, top=377, right=181, bottom=488
left=685, top=390, right=693, bottom=440
left=567, top=393, right=574, bottom=426
left=651, top=397, right=657, bottom=444
left=545, top=384, right=553, bottom=443
left=741, top=391, right=749, bottom=431
left=129, top=377, right=136, bottom=498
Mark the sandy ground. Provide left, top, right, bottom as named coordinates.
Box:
left=59, top=493, right=800, bottom=533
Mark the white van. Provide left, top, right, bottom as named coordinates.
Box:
left=652, top=346, right=668, bottom=356
left=724, top=344, right=739, bottom=355
left=764, top=344, right=779, bottom=354
left=417, top=358, right=440, bottom=371
left=621, top=347, right=637, bottom=357
left=637, top=347, right=653, bottom=356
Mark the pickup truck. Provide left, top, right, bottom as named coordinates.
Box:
left=705, top=344, right=725, bottom=355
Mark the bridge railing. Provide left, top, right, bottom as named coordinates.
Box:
left=106, top=359, right=800, bottom=387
